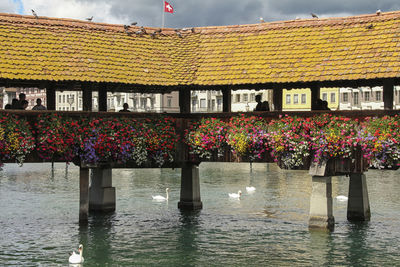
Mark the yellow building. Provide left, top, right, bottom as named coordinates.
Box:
left=282, top=88, right=339, bottom=111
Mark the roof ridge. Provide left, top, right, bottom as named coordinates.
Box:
left=1, top=10, right=399, bottom=34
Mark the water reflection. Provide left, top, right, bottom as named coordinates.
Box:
left=81, top=213, right=116, bottom=266
left=344, top=222, right=371, bottom=266
left=176, top=210, right=201, bottom=267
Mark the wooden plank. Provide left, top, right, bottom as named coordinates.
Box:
left=222, top=88, right=231, bottom=112
left=98, top=83, right=107, bottom=112
left=79, top=167, right=90, bottom=225
left=310, top=84, right=320, bottom=110
left=383, top=79, right=394, bottom=110
left=82, top=83, right=93, bottom=111
left=45, top=84, right=56, bottom=110
left=179, top=89, right=191, bottom=113
left=272, top=87, right=282, bottom=111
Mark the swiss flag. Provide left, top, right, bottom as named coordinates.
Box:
left=164, top=1, right=174, bottom=13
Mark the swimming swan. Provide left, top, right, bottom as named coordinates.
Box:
left=246, top=186, right=256, bottom=193
left=152, top=188, right=170, bottom=201
left=69, top=244, right=84, bottom=264
left=229, top=190, right=242, bottom=199
left=336, top=195, right=348, bottom=201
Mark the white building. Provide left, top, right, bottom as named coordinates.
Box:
left=339, top=86, right=400, bottom=110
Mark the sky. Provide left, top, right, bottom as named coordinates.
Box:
left=1, top=0, right=400, bottom=28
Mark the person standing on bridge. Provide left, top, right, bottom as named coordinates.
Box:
left=32, top=98, right=47, bottom=110
left=119, top=103, right=130, bottom=112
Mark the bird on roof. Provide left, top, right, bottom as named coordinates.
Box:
left=140, top=26, right=146, bottom=34
left=131, top=22, right=137, bottom=26
left=176, top=31, right=182, bottom=38
left=156, top=28, right=162, bottom=33
left=376, top=9, right=381, bottom=15
left=366, top=24, right=374, bottom=29
left=260, top=17, right=265, bottom=23
left=311, top=13, right=318, bottom=18
left=86, top=16, right=93, bottom=22
left=191, top=27, right=195, bottom=33
left=31, top=9, right=38, bottom=19
left=124, top=25, right=130, bottom=30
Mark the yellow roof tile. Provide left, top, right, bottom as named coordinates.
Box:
left=0, top=11, right=400, bottom=86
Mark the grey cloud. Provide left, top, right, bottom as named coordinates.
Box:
left=78, top=0, right=400, bottom=27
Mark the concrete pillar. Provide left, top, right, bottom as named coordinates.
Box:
left=79, top=167, right=90, bottom=225
left=178, top=163, right=203, bottom=210
left=347, top=173, right=370, bottom=221
left=309, top=176, right=335, bottom=231
left=89, top=168, right=116, bottom=212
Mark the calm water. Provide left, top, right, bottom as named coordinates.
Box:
left=1, top=162, right=400, bottom=266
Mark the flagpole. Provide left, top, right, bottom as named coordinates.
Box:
left=161, top=0, right=165, bottom=29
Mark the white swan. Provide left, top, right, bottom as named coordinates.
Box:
left=246, top=186, right=256, bottom=193
left=69, top=244, right=84, bottom=264
left=152, top=188, right=170, bottom=201
left=229, top=190, right=242, bottom=199
left=336, top=195, right=348, bottom=201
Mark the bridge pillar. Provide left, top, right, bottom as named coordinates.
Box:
left=347, top=173, right=370, bottom=221
left=89, top=168, right=116, bottom=212
left=178, top=163, right=203, bottom=210
left=309, top=176, right=335, bottom=231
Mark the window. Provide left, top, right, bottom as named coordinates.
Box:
left=140, top=98, right=146, bottom=109
left=250, top=93, right=255, bottom=102
left=72, top=107, right=75, bottom=111
left=192, top=99, right=197, bottom=108
left=322, top=93, right=327, bottom=101
left=343, top=93, right=348, bottom=102
left=301, top=94, right=306, bottom=104
left=63, top=95, right=65, bottom=103
left=293, top=94, right=298, bottom=104
left=286, top=94, right=291, bottom=104
left=200, top=99, right=206, bottom=108
left=167, top=97, right=172, bottom=107
left=364, top=92, right=370, bottom=101
left=353, top=92, right=359, bottom=105
left=59, top=95, right=62, bottom=103
left=330, top=93, right=336, bottom=103
left=236, top=94, right=241, bottom=103
left=376, top=91, right=381, bottom=101
left=243, top=94, right=248, bottom=102
left=217, top=98, right=222, bottom=107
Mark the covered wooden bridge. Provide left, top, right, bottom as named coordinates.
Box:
left=1, top=10, right=400, bottom=229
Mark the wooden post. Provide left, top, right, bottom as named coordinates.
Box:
left=310, top=84, right=320, bottom=110
left=82, top=83, right=93, bottom=111
left=272, top=87, right=282, bottom=111
left=79, top=167, right=90, bottom=225
left=46, top=83, right=56, bottom=110
left=222, top=88, right=231, bottom=112
left=179, top=89, right=191, bottom=113
left=98, top=84, right=107, bottom=112
left=383, top=79, right=394, bottom=110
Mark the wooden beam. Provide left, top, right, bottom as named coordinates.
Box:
left=272, top=87, right=282, bottom=111
left=222, top=88, right=231, bottom=112
left=179, top=89, right=191, bottom=113
left=46, top=83, right=56, bottom=110
left=383, top=79, right=394, bottom=110
left=82, top=83, right=93, bottom=111
left=310, top=84, right=320, bottom=111
left=79, top=167, right=90, bottom=225
left=98, top=84, right=107, bottom=112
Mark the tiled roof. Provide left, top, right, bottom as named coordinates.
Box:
left=0, top=11, right=400, bottom=87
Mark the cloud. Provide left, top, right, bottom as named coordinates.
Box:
left=2, top=0, right=400, bottom=27
left=0, top=0, right=19, bottom=13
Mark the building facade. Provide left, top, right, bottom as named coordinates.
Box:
left=283, top=88, right=340, bottom=111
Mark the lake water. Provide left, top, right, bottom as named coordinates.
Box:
left=1, top=162, right=400, bottom=266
